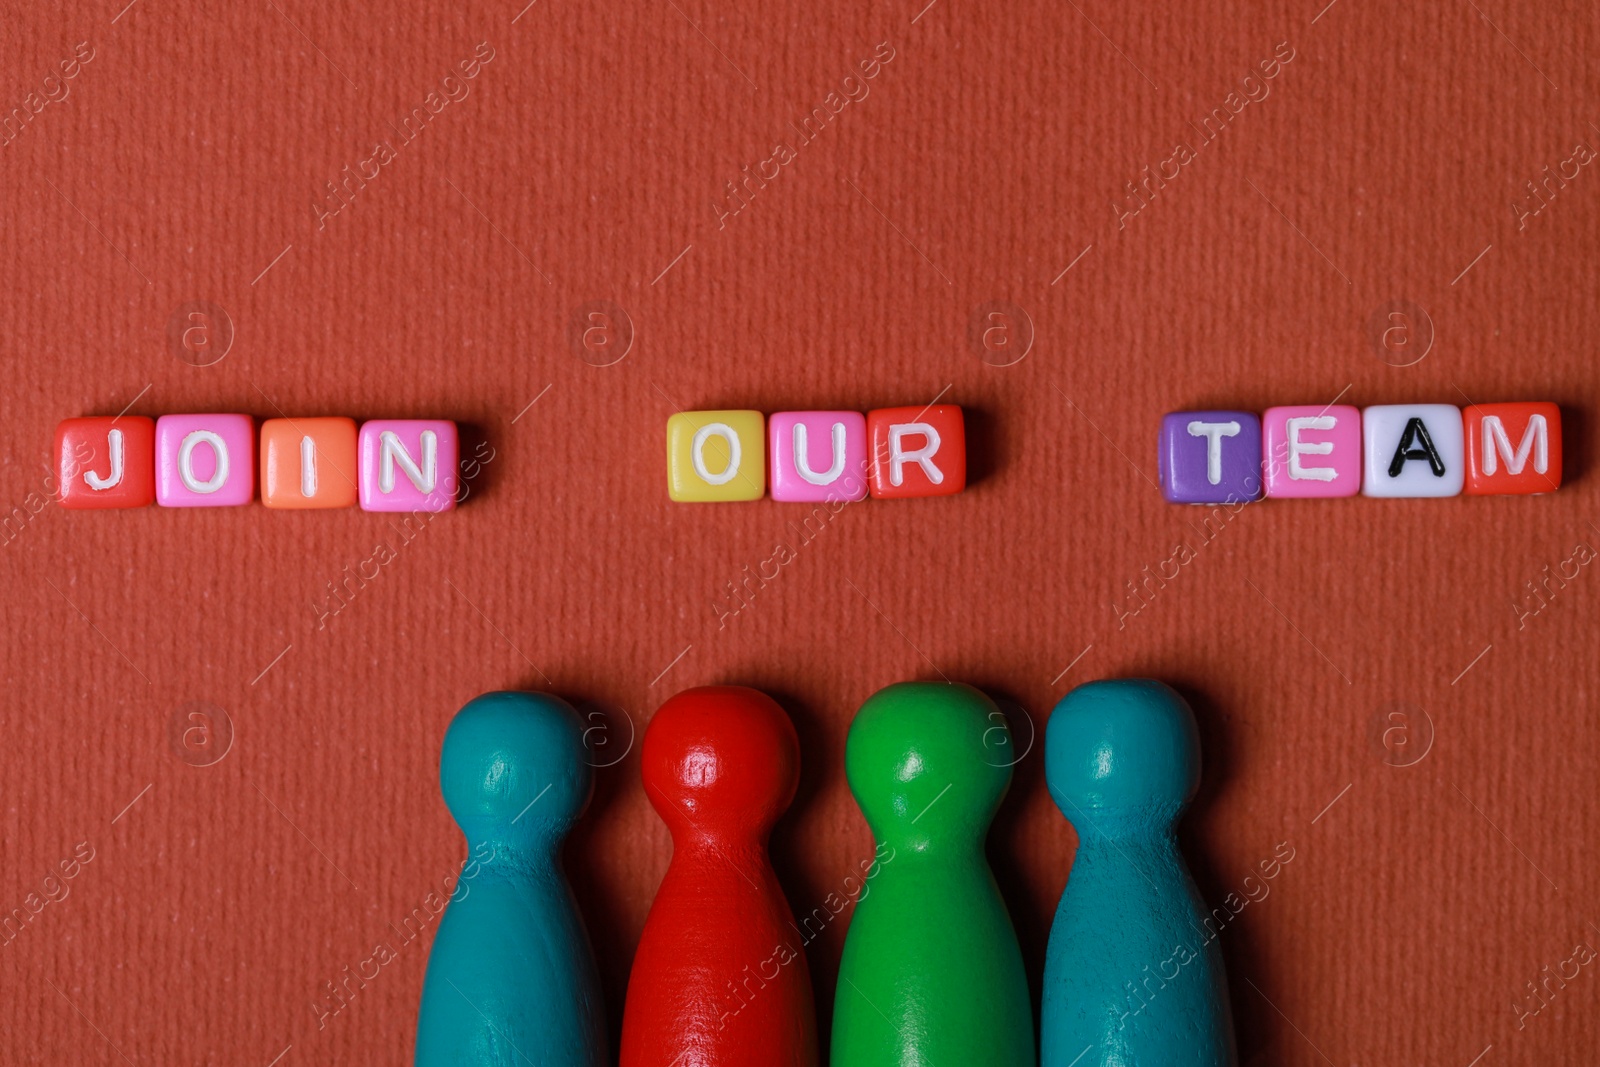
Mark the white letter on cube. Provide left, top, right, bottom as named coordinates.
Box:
left=1186, top=420, right=1241, bottom=485
left=691, top=423, right=742, bottom=485
left=1482, top=415, right=1548, bottom=476
left=379, top=430, right=437, bottom=493
left=888, top=423, right=943, bottom=487
left=1286, top=416, right=1337, bottom=481
left=178, top=430, right=230, bottom=494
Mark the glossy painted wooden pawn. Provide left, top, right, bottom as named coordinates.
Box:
left=1041, top=680, right=1238, bottom=1067
left=414, top=692, right=607, bottom=1067
left=620, top=686, right=818, bottom=1067
left=832, top=682, right=1033, bottom=1067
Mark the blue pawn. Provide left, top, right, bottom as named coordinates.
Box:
left=1041, top=680, right=1238, bottom=1067
left=415, top=692, right=607, bottom=1067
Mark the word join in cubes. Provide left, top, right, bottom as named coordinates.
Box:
left=1158, top=402, right=1561, bottom=504
left=54, top=416, right=459, bottom=512
left=665, top=405, right=966, bottom=502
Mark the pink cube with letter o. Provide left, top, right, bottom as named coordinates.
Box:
left=154, top=414, right=256, bottom=507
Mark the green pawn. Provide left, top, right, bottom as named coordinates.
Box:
left=831, top=681, right=1034, bottom=1067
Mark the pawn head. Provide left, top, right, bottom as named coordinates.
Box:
left=1045, top=679, right=1201, bottom=828
left=845, top=682, right=1011, bottom=854
left=641, top=686, right=799, bottom=839
left=439, top=691, right=593, bottom=848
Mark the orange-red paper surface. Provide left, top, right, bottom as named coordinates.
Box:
left=2, top=0, right=1598, bottom=1062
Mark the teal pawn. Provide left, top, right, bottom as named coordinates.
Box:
left=415, top=692, right=607, bottom=1067
left=1041, top=680, right=1238, bottom=1067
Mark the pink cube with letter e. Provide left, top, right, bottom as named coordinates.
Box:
left=1261, top=405, right=1362, bottom=498
left=358, top=419, right=459, bottom=512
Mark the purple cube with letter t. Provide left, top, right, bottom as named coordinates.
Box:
left=1158, top=410, right=1263, bottom=504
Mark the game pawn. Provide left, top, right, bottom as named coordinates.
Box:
left=1041, top=679, right=1239, bottom=1067
left=619, top=685, right=819, bottom=1067
left=414, top=692, right=608, bottom=1067
left=831, top=681, right=1034, bottom=1067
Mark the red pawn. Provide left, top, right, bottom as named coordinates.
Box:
left=620, top=686, right=819, bottom=1067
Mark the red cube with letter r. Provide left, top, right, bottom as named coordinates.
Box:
left=867, top=405, right=966, bottom=499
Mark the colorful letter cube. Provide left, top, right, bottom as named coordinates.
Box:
left=1463, top=402, right=1562, bottom=495
left=1261, top=405, right=1361, bottom=498
left=768, top=411, right=868, bottom=503
left=155, top=414, right=255, bottom=507
left=1361, top=404, right=1464, bottom=498
left=666, top=410, right=766, bottom=502
left=358, top=420, right=459, bottom=512
left=261, top=417, right=359, bottom=509
left=1158, top=410, right=1262, bottom=504
left=866, top=405, right=966, bottom=499
left=55, top=416, right=156, bottom=509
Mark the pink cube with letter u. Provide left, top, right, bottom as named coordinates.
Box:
left=768, top=411, right=869, bottom=503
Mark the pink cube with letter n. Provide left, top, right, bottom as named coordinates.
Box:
left=358, top=420, right=459, bottom=512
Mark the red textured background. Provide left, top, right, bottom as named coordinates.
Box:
left=3, top=0, right=1598, bottom=1062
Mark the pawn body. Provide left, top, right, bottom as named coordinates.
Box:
left=831, top=682, right=1033, bottom=1067
left=414, top=692, right=607, bottom=1067
left=620, top=686, right=819, bottom=1067
left=1041, top=679, right=1237, bottom=1067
